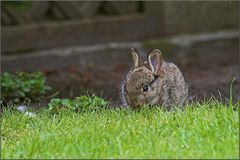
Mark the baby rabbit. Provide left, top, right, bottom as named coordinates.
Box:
left=121, top=48, right=189, bottom=110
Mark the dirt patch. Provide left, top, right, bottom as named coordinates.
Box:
left=2, top=39, right=239, bottom=108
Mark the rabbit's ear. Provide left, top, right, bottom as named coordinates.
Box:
left=131, top=48, right=143, bottom=68
left=148, top=49, right=163, bottom=74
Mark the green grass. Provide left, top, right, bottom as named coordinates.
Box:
left=1, top=101, right=239, bottom=159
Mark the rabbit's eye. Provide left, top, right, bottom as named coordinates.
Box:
left=143, top=85, right=149, bottom=92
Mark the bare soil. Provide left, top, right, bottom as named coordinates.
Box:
left=2, top=39, right=239, bottom=108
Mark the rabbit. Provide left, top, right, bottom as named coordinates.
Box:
left=121, top=48, right=189, bottom=110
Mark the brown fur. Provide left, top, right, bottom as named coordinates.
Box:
left=121, top=48, right=189, bottom=110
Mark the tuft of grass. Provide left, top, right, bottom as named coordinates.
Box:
left=1, top=100, right=239, bottom=159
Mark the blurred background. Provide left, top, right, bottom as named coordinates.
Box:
left=1, top=1, right=239, bottom=106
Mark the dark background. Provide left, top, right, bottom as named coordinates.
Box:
left=1, top=1, right=239, bottom=107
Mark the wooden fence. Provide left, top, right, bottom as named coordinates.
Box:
left=1, top=1, right=164, bottom=54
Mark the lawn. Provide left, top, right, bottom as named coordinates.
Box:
left=1, top=101, right=239, bottom=159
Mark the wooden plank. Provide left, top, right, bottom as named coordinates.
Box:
left=1, top=7, right=14, bottom=25
left=50, top=1, right=101, bottom=19
left=2, top=2, right=50, bottom=24
left=111, top=1, right=138, bottom=14
left=145, top=1, right=164, bottom=16
left=145, top=1, right=165, bottom=35
left=2, top=15, right=164, bottom=54
left=78, top=1, right=101, bottom=18
left=28, top=1, right=49, bottom=21
left=4, top=6, right=34, bottom=24
left=54, top=1, right=82, bottom=19
left=50, top=2, right=66, bottom=20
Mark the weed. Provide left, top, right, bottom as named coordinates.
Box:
left=48, top=95, right=109, bottom=114
left=1, top=72, right=51, bottom=105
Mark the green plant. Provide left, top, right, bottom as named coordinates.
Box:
left=48, top=95, right=109, bottom=113
left=3, top=1, right=32, bottom=10
left=1, top=72, right=51, bottom=104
